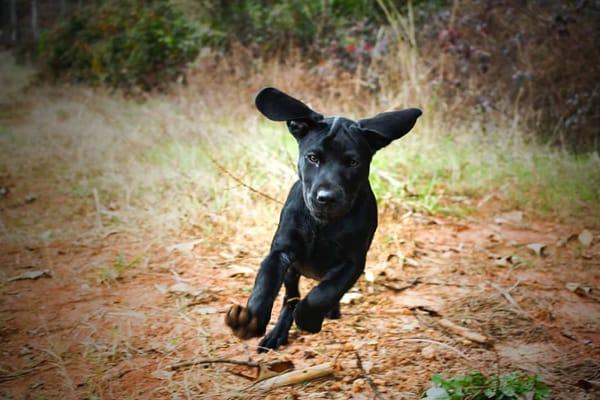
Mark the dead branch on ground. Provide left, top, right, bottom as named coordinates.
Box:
left=355, top=350, right=385, bottom=400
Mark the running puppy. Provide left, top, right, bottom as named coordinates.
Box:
left=225, top=87, right=422, bottom=351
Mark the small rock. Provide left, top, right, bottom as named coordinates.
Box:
left=303, top=350, right=317, bottom=359
left=421, top=345, right=436, bottom=359
left=526, top=243, right=546, bottom=257
left=352, top=378, right=366, bottom=393
left=8, top=270, right=52, bottom=282
left=227, top=264, right=256, bottom=277
left=24, top=194, right=36, bottom=204
left=494, top=211, right=523, bottom=225
left=341, top=292, right=362, bottom=304
left=578, top=229, right=593, bottom=247
left=193, top=306, right=217, bottom=315
left=362, top=360, right=373, bottom=373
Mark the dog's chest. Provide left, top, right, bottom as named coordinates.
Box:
left=295, top=233, right=346, bottom=280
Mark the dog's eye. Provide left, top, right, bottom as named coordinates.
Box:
left=348, top=159, right=360, bottom=167
left=306, top=154, right=320, bottom=164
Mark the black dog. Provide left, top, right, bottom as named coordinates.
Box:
left=225, top=87, right=421, bottom=351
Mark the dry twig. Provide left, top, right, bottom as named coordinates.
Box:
left=355, top=350, right=385, bottom=400
left=380, top=277, right=421, bottom=292
left=250, top=362, right=334, bottom=391
left=92, top=188, right=103, bottom=229
left=202, top=148, right=282, bottom=205
left=437, top=318, right=490, bottom=344
left=168, top=358, right=259, bottom=371
left=0, top=359, right=48, bottom=383
left=489, top=282, right=528, bottom=316
left=396, top=337, right=471, bottom=361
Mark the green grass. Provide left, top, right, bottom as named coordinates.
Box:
left=1, top=51, right=598, bottom=245
left=95, top=254, right=142, bottom=285
left=370, top=132, right=600, bottom=217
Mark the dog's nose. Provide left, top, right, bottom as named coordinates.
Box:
left=316, top=189, right=337, bottom=205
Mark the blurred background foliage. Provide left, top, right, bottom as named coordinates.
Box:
left=2, top=0, right=599, bottom=151
left=38, top=0, right=201, bottom=89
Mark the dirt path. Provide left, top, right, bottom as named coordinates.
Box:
left=1, top=179, right=599, bottom=399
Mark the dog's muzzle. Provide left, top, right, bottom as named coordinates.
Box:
left=305, top=187, right=348, bottom=222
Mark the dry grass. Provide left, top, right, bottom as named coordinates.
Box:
left=1, top=44, right=598, bottom=249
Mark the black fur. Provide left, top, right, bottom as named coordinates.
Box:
left=225, top=87, right=422, bottom=352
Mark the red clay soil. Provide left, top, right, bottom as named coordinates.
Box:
left=1, top=185, right=599, bottom=399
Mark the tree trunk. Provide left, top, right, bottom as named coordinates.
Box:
left=31, top=0, right=39, bottom=40
left=10, top=0, right=17, bottom=43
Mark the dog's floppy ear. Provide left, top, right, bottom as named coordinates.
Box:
left=358, top=108, right=422, bottom=152
left=255, top=87, right=323, bottom=139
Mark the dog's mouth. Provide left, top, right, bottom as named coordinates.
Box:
left=302, top=187, right=351, bottom=223
left=306, top=201, right=348, bottom=223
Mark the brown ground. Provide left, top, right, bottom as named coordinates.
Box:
left=1, top=172, right=599, bottom=400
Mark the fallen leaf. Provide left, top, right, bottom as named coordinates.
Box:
left=193, top=306, right=217, bottom=315
left=256, top=360, right=295, bottom=381
left=167, top=282, right=203, bottom=297
left=228, top=264, right=256, bottom=277
left=494, top=255, right=514, bottom=267
left=392, top=293, right=443, bottom=314
left=166, top=239, right=203, bottom=252
left=526, top=243, right=546, bottom=257
left=494, top=211, right=523, bottom=225
left=404, top=257, right=420, bottom=267
left=387, top=253, right=404, bottom=264
left=493, top=254, right=527, bottom=267
left=340, top=292, right=362, bottom=304
left=578, top=229, right=593, bottom=247
left=154, top=284, right=168, bottom=294
left=565, top=282, right=592, bottom=296
left=361, top=360, right=373, bottom=373
left=352, top=378, right=366, bottom=393
left=151, top=370, right=174, bottom=380
left=557, top=233, right=577, bottom=247
left=577, top=379, right=600, bottom=390
left=24, top=194, right=36, bottom=204
left=8, top=270, right=52, bottom=282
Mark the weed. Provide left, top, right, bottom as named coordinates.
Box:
left=95, top=254, right=142, bottom=285
left=424, top=371, right=550, bottom=400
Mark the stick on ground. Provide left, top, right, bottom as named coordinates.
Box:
left=355, top=350, right=385, bottom=400
left=251, top=362, right=334, bottom=391
left=168, top=358, right=259, bottom=371
left=489, top=282, right=529, bottom=316
left=396, top=337, right=471, bottom=360
left=437, top=318, right=490, bottom=344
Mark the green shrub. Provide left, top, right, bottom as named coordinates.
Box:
left=423, top=371, right=550, bottom=400
left=39, top=0, right=201, bottom=90
left=184, top=0, right=380, bottom=51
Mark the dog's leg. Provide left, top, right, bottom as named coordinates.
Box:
left=257, top=268, right=300, bottom=352
left=325, top=302, right=341, bottom=320
left=225, top=250, right=294, bottom=340
left=294, top=261, right=362, bottom=333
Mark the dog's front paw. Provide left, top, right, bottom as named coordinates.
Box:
left=293, top=300, right=325, bottom=333
left=257, top=326, right=289, bottom=352
left=225, top=304, right=266, bottom=340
